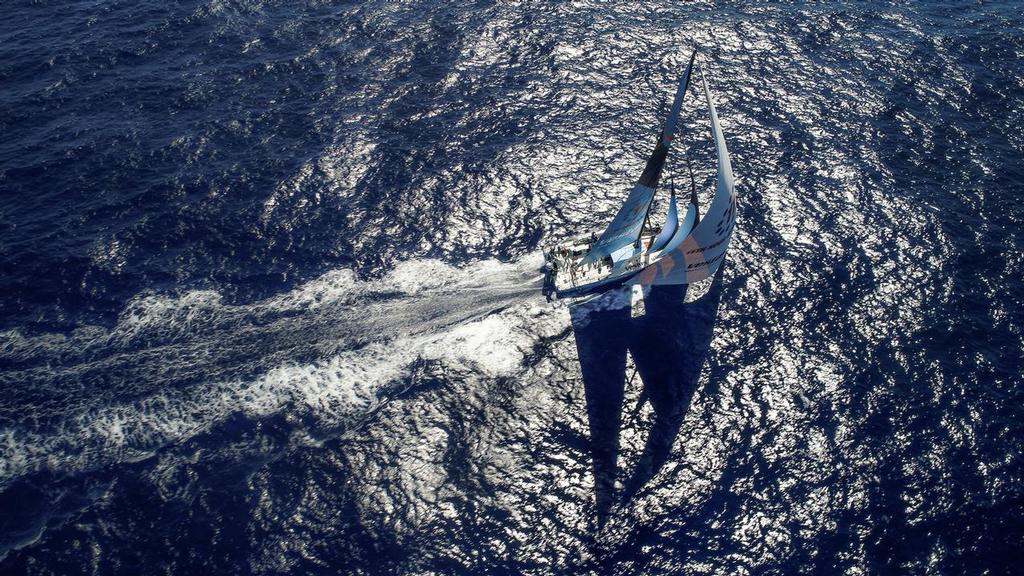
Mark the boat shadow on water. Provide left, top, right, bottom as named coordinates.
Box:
left=569, top=267, right=725, bottom=529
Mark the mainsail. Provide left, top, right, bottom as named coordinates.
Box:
left=633, top=65, right=737, bottom=285
left=580, top=52, right=697, bottom=265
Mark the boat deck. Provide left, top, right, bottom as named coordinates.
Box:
left=544, top=233, right=658, bottom=297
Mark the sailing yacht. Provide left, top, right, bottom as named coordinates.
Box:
left=542, top=53, right=737, bottom=300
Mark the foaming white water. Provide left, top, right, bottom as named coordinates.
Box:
left=0, top=254, right=552, bottom=485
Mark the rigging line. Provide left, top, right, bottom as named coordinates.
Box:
left=685, top=150, right=697, bottom=199
left=643, top=70, right=666, bottom=124
left=626, top=364, right=649, bottom=422
left=626, top=364, right=639, bottom=388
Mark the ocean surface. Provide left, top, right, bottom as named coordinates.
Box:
left=2, top=1, right=1023, bottom=574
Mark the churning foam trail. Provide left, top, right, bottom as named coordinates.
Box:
left=0, top=254, right=553, bottom=486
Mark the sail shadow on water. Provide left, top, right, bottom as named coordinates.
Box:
left=570, top=266, right=725, bottom=529
left=570, top=292, right=630, bottom=531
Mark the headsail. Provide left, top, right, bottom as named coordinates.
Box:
left=581, top=52, right=697, bottom=265
left=633, top=64, right=737, bottom=285
left=648, top=182, right=679, bottom=253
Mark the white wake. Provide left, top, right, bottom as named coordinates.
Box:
left=0, top=254, right=558, bottom=486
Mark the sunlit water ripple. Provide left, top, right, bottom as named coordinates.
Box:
left=1, top=1, right=1022, bottom=574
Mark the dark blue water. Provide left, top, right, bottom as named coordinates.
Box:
left=2, top=1, right=1023, bottom=574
